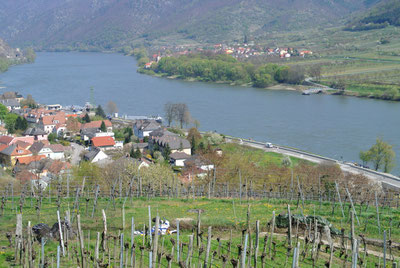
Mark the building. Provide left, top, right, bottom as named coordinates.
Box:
left=23, top=127, right=48, bottom=141
left=185, top=155, right=215, bottom=172
left=91, top=136, right=116, bottom=150
left=39, top=112, right=67, bottom=134
left=81, top=120, right=113, bottom=133
left=169, top=152, right=191, bottom=167
left=15, top=155, right=46, bottom=165
left=83, top=147, right=110, bottom=163
left=133, top=120, right=161, bottom=138
left=131, top=142, right=148, bottom=153
left=81, top=128, right=114, bottom=143
left=46, top=104, right=62, bottom=110
left=0, top=99, right=21, bottom=111
left=0, top=144, right=32, bottom=166
left=150, top=135, right=191, bottom=155
left=28, top=142, right=65, bottom=160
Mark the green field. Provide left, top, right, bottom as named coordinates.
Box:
left=0, top=196, right=398, bottom=267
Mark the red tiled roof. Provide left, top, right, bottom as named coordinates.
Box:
left=16, top=170, right=39, bottom=182
left=16, top=155, right=46, bottom=165
left=12, top=136, right=35, bottom=145
left=0, top=135, right=14, bottom=145
left=0, top=144, right=7, bottom=151
left=91, top=136, right=115, bottom=147
left=41, top=111, right=66, bottom=125
left=11, top=146, right=32, bottom=157
left=14, top=140, right=31, bottom=149
left=82, top=120, right=112, bottom=130
left=47, top=144, right=64, bottom=152
left=48, top=160, right=71, bottom=174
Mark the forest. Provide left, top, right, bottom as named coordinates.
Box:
left=145, top=53, right=305, bottom=88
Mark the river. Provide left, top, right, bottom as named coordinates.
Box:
left=0, top=52, right=399, bottom=174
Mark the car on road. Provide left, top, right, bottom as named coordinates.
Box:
left=265, top=142, right=274, bottom=148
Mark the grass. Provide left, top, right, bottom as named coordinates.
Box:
left=0, top=196, right=399, bottom=267
left=218, top=143, right=313, bottom=167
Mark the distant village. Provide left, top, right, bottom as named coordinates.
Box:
left=144, top=42, right=313, bottom=68
left=0, top=92, right=217, bottom=188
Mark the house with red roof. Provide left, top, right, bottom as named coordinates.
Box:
left=0, top=144, right=32, bottom=166
left=91, top=136, right=116, bottom=150
left=39, top=111, right=66, bottom=134
left=15, top=155, right=46, bottom=165
left=16, top=170, right=39, bottom=183
left=0, top=135, right=35, bottom=146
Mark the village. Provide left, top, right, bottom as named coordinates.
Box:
left=0, top=92, right=218, bottom=189
left=144, top=42, right=313, bottom=69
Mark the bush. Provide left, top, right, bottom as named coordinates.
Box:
left=381, top=88, right=400, bottom=100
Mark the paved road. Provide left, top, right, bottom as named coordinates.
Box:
left=70, top=142, right=85, bottom=165
left=229, top=138, right=400, bottom=190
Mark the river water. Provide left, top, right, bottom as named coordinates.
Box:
left=0, top=52, right=399, bottom=174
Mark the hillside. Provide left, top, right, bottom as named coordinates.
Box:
left=0, top=38, right=36, bottom=72
left=0, top=38, right=23, bottom=60
left=0, top=0, right=377, bottom=49
left=345, top=0, right=400, bottom=31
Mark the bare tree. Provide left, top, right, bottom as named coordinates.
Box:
left=106, top=101, right=118, bottom=115
left=164, top=102, right=176, bottom=126
left=308, top=65, right=322, bottom=81
left=174, top=103, right=190, bottom=128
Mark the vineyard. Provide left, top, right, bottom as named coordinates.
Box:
left=0, top=176, right=399, bottom=268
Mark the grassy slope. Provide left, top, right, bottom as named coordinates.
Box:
left=218, top=143, right=312, bottom=167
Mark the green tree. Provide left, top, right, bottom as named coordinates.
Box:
left=48, top=133, right=57, bottom=143
left=0, top=104, right=8, bottom=121
left=130, top=146, right=135, bottom=158
left=24, top=48, right=36, bottom=63
left=359, top=150, right=372, bottom=166
left=131, top=148, right=142, bottom=159
left=96, top=105, right=106, bottom=118
left=15, top=116, right=28, bottom=131
left=4, top=113, right=19, bottom=133
left=364, top=138, right=396, bottom=172
left=84, top=113, right=91, bottom=123
left=187, top=127, right=201, bottom=154
left=100, top=121, right=107, bottom=132
left=191, top=136, right=197, bottom=155
left=124, top=127, right=133, bottom=140
left=162, top=144, right=171, bottom=160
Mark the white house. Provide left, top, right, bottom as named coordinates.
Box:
left=84, top=147, right=110, bottom=163
left=169, top=152, right=191, bottom=167
left=46, top=144, right=65, bottom=160
left=28, top=142, right=65, bottom=160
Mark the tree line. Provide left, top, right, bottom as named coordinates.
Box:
left=147, top=53, right=305, bottom=87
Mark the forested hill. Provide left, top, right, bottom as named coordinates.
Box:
left=0, top=0, right=377, bottom=49
left=345, top=0, right=400, bottom=31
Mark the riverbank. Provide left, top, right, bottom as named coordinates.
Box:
left=138, top=66, right=310, bottom=92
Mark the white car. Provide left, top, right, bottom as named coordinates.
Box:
left=265, top=142, right=274, bottom=148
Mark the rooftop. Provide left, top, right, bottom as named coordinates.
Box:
left=91, top=136, right=115, bottom=147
